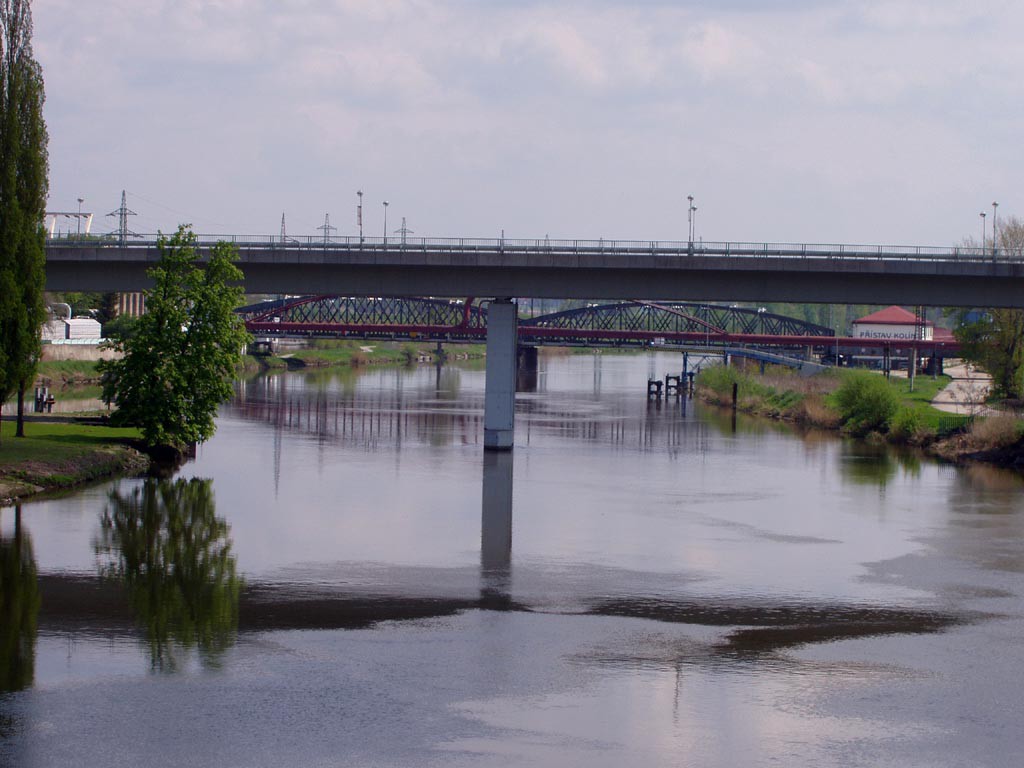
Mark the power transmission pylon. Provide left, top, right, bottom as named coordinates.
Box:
left=395, top=217, right=414, bottom=245
left=317, top=213, right=336, bottom=244
left=106, top=190, right=137, bottom=246
left=280, top=212, right=287, bottom=242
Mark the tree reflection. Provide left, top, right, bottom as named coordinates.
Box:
left=0, top=507, right=39, bottom=693
left=95, top=479, right=242, bottom=672
left=838, top=442, right=923, bottom=487
left=838, top=443, right=899, bottom=486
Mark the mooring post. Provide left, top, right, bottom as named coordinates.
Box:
left=484, top=298, right=517, bottom=451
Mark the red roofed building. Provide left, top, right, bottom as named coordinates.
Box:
left=852, top=306, right=933, bottom=342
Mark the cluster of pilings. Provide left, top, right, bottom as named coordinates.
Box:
left=647, top=373, right=696, bottom=399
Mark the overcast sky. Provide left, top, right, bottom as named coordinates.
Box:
left=34, top=0, right=1021, bottom=245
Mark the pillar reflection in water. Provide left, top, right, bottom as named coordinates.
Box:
left=480, top=451, right=513, bottom=606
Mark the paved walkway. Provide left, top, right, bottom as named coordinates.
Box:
left=930, top=361, right=994, bottom=415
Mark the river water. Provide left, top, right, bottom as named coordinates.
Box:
left=2, top=352, right=1023, bottom=767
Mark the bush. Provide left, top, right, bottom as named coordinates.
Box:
left=834, top=371, right=900, bottom=436
left=696, top=364, right=745, bottom=396
left=889, top=406, right=924, bottom=443
left=798, top=394, right=842, bottom=428
left=967, top=414, right=1024, bottom=450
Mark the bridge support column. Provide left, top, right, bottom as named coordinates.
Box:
left=484, top=298, right=517, bottom=451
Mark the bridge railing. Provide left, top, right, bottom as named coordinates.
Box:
left=45, top=233, right=1013, bottom=263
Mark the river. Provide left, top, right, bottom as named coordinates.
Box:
left=2, top=352, right=1023, bottom=767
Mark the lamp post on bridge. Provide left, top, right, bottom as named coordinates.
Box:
left=687, top=195, right=695, bottom=245
left=980, top=211, right=987, bottom=254
left=77, top=197, right=84, bottom=237
left=383, top=201, right=389, bottom=247
left=357, top=190, right=364, bottom=244
left=993, top=201, right=999, bottom=256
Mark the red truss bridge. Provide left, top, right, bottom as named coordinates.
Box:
left=239, top=296, right=958, bottom=356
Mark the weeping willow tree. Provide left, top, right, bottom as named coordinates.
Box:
left=0, top=0, right=48, bottom=440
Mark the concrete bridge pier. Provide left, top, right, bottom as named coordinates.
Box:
left=484, top=298, right=517, bottom=451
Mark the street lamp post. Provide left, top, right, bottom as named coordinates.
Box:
left=687, top=195, right=695, bottom=244
left=980, top=211, right=987, bottom=253
left=357, top=190, right=364, bottom=244
left=992, top=201, right=999, bottom=256
left=77, top=197, right=84, bottom=237
left=383, top=201, right=389, bottom=247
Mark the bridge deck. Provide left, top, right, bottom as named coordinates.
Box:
left=45, top=237, right=1024, bottom=307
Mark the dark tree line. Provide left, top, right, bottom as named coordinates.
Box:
left=0, top=0, right=48, bottom=441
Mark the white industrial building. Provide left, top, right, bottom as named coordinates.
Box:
left=41, top=305, right=102, bottom=342
left=851, top=306, right=933, bottom=341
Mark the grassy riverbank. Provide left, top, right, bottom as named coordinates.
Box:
left=0, top=421, right=148, bottom=505
left=36, top=359, right=104, bottom=386
left=242, top=341, right=486, bottom=371
left=696, top=364, right=1024, bottom=465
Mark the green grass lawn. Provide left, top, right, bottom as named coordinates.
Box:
left=37, top=359, right=102, bottom=382
left=0, top=420, right=140, bottom=468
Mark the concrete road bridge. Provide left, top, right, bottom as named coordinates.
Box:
left=45, top=234, right=1024, bottom=308
left=47, top=233, right=992, bottom=450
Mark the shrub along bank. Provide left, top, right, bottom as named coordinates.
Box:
left=696, top=364, right=1024, bottom=465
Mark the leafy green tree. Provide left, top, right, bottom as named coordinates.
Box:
left=94, top=479, right=242, bottom=671
left=954, top=217, right=1024, bottom=400
left=101, top=312, right=138, bottom=343
left=0, top=0, right=48, bottom=441
left=49, top=290, right=113, bottom=320
left=99, top=225, right=251, bottom=450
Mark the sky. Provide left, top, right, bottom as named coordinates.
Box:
left=33, top=0, right=1022, bottom=246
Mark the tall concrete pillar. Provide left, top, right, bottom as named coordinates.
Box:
left=484, top=298, right=517, bottom=451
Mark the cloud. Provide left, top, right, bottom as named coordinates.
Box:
left=31, top=0, right=1024, bottom=244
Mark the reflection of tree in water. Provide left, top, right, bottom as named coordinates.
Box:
left=0, top=508, right=39, bottom=693
left=95, top=479, right=242, bottom=672
left=838, top=443, right=921, bottom=487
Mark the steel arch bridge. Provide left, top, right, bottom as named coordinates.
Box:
left=241, top=296, right=836, bottom=349
left=242, top=295, right=487, bottom=332
left=520, top=301, right=832, bottom=337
